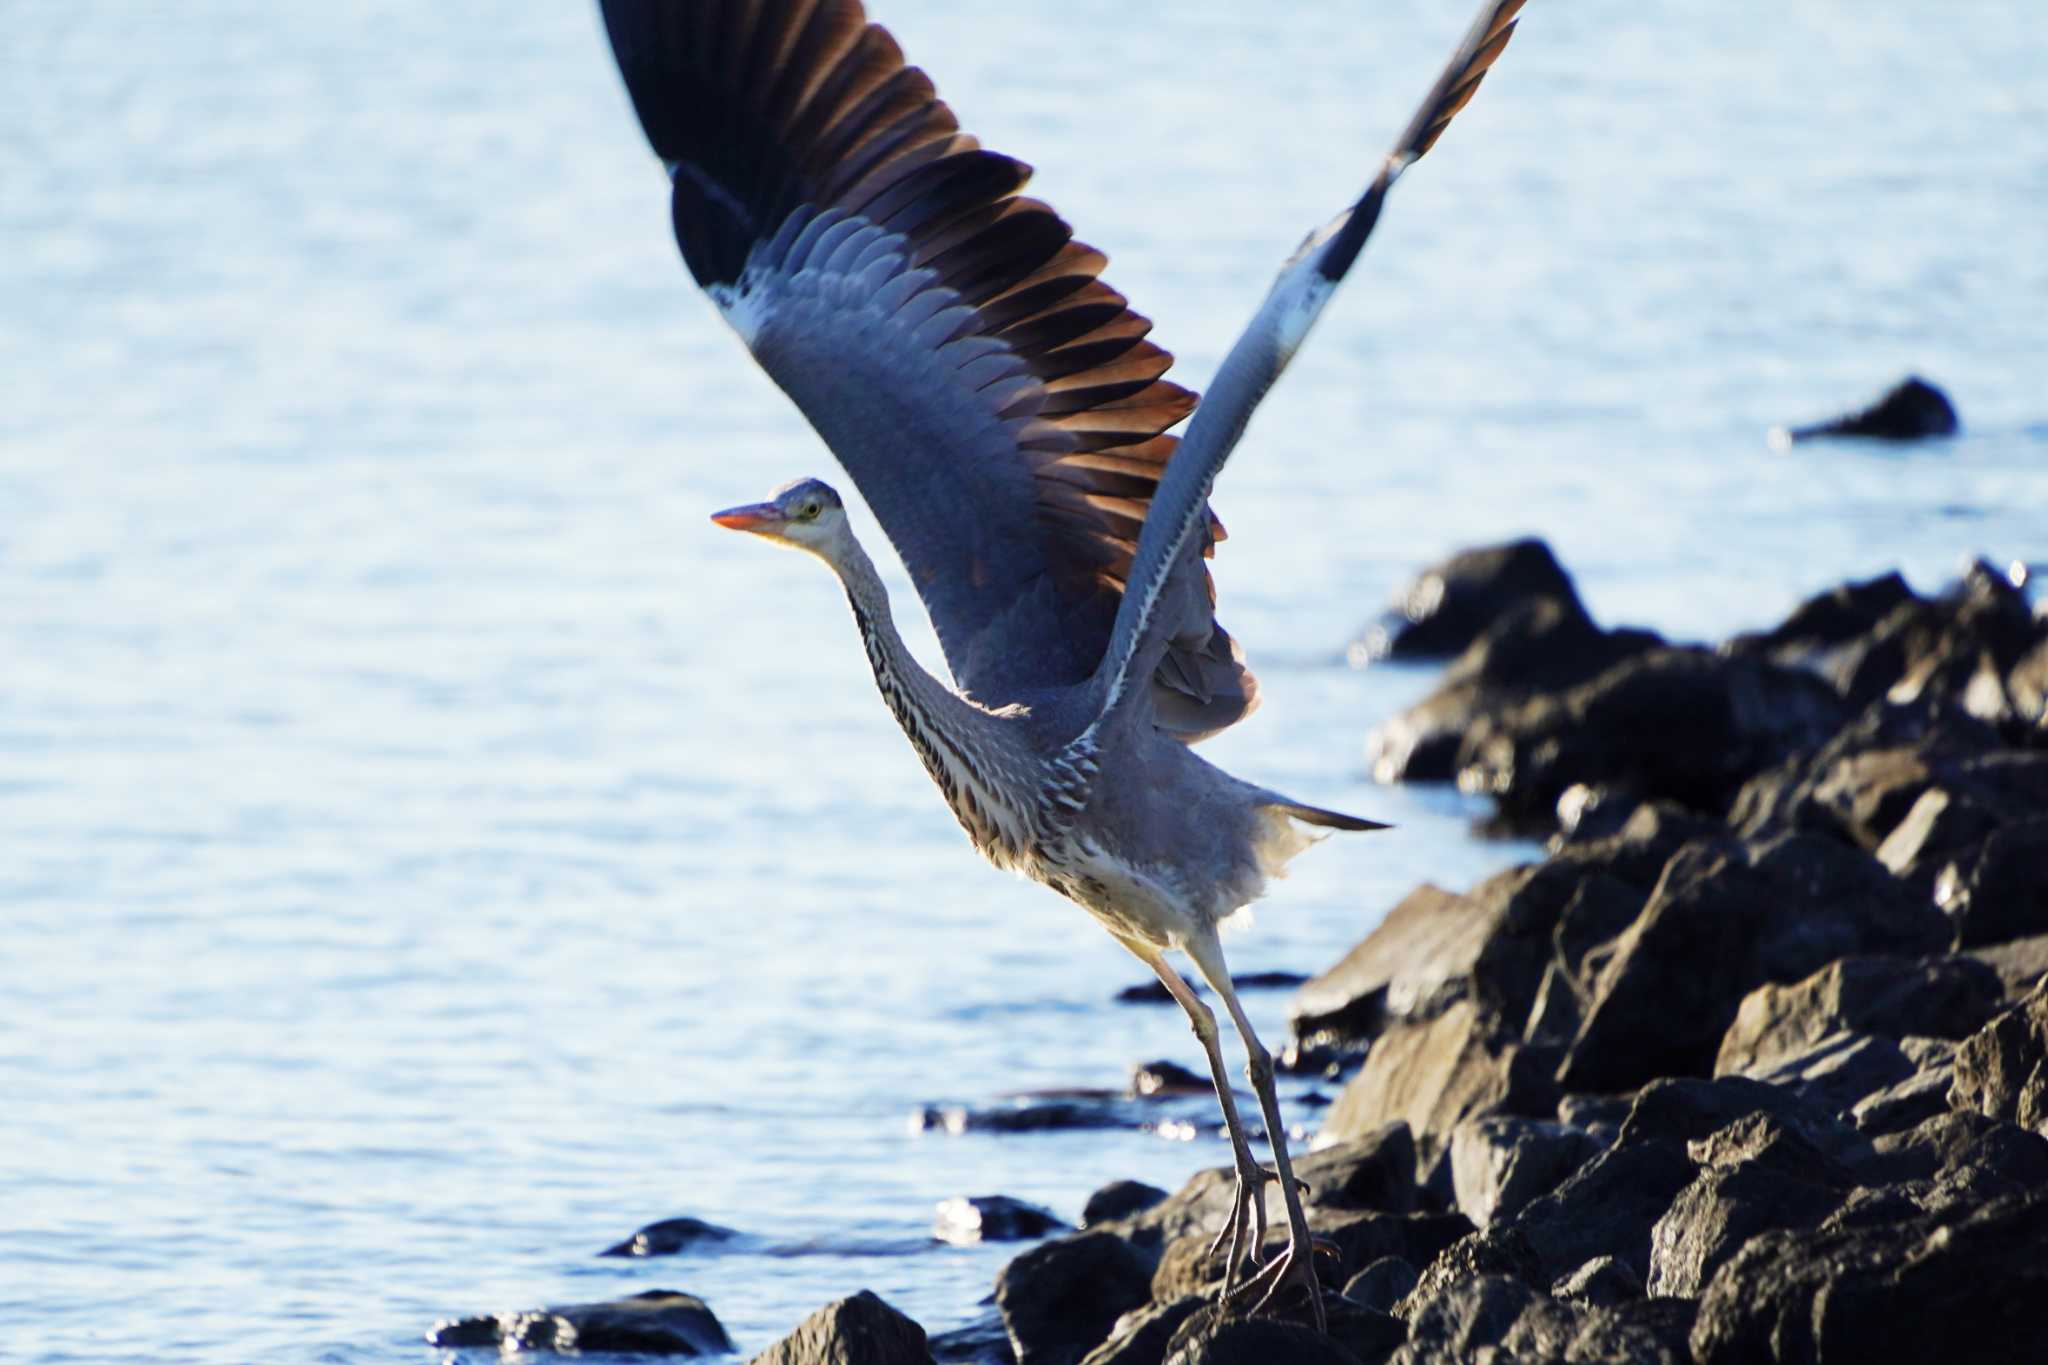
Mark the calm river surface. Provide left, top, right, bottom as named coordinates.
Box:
left=4, top=1, right=2043, bottom=1359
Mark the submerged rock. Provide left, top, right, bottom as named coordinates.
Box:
left=598, top=1215, right=744, bottom=1258
left=428, top=1289, right=732, bottom=1357
left=1768, top=373, right=1960, bottom=448
left=934, top=1195, right=1070, bottom=1245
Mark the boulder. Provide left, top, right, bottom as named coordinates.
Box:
left=1294, top=1123, right=1423, bottom=1215
left=1692, top=1187, right=2048, bottom=1365
left=1289, top=884, right=1498, bottom=1047
left=930, top=1311, right=1014, bottom=1365
left=1941, top=819, right=2048, bottom=948
left=1551, top=1256, right=1643, bottom=1308
left=935, top=1196, right=1069, bottom=1245
left=1343, top=1257, right=1420, bottom=1313
left=1724, top=571, right=1919, bottom=674
left=1320, top=1001, right=1558, bottom=1168
left=1353, top=538, right=1587, bottom=664
left=598, top=1216, right=744, bottom=1257
left=1160, top=1306, right=1360, bottom=1365
left=995, top=1233, right=1153, bottom=1365
left=1452, top=648, right=1850, bottom=831
left=1447, top=1117, right=1601, bottom=1228
left=1647, top=1157, right=1846, bottom=1298
left=1076, top=1298, right=1202, bottom=1365
left=1506, top=1137, right=1696, bottom=1282
left=1560, top=835, right=1945, bottom=1093
left=428, top=1290, right=733, bottom=1357
left=1768, top=374, right=1960, bottom=447
left=1854, top=1109, right=2048, bottom=1194
left=1082, top=1180, right=1168, bottom=1228
left=1392, top=1274, right=1687, bottom=1365
left=1728, top=1030, right=1917, bottom=1116
left=1950, top=984, right=2048, bottom=1135
left=1713, top=955, right=2002, bottom=1078
left=755, top=1291, right=933, bottom=1365
left=1965, top=932, right=2048, bottom=996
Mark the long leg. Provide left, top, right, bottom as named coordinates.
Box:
left=1182, top=927, right=1326, bottom=1331
left=1117, top=935, right=1271, bottom=1292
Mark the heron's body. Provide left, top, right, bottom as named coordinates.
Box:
left=597, top=0, right=1527, bottom=1325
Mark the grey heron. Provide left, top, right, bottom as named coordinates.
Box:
left=598, top=0, right=1525, bottom=1323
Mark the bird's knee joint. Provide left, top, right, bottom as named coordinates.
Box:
left=1186, top=1002, right=1219, bottom=1044
left=1243, top=1041, right=1273, bottom=1087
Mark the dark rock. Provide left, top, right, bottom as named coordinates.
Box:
left=1732, top=1030, right=1918, bottom=1116
left=1354, top=538, right=1586, bottom=664
left=1114, top=971, right=1305, bottom=1005
left=1324, top=1300, right=1410, bottom=1364
left=1128, top=1060, right=1209, bottom=1098
left=931, top=1310, right=1015, bottom=1365
left=1856, top=1109, right=2048, bottom=1193
left=1647, top=1158, right=1846, bottom=1298
left=1950, top=984, right=2048, bottom=1135
left=1692, top=1187, right=2048, bottom=1365
left=1368, top=595, right=1665, bottom=787
left=1875, top=787, right=2007, bottom=887
left=1289, top=884, right=1498, bottom=1047
left=1321, top=1001, right=1559, bottom=1168
left=995, top=1232, right=1152, bottom=1365
left=1343, top=1257, right=1420, bottom=1313
left=1447, top=1117, right=1601, bottom=1227
left=1095, top=1164, right=1235, bottom=1252
left=1613, top=1075, right=1845, bottom=1151
left=1507, top=1136, right=1697, bottom=1282
left=756, top=1291, right=934, bottom=1365
left=1685, top=1110, right=1857, bottom=1189
left=1082, top=1180, right=1168, bottom=1228
left=1551, top=1255, right=1643, bottom=1307
left=1849, top=1062, right=1956, bottom=1135
left=1771, top=374, right=1960, bottom=446
left=428, top=1290, right=734, bottom=1357
left=1075, top=1297, right=1201, bottom=1365
left=1560, top=835, right=1945, bottom=1093
left=1396, top=1224, right=1543, bottom=1320
left=1393, top=1273, right=1687, bottom=1365
left=935, top=1196, right=1070, bottom=1245
left=1713, top=954, right=2002, bottom=1078
left=1725, top=571, right=1919, bottom=673
left=1965, top=932, right=2048, bottom=996
left=915, top=1093, right=1165, bottom=1135
left=1148, top=1235, right=1227, bottom=1304
left=1316, top=1211, right=1475, bottom=1285
left=1942, top=819, right=2048, bottom=949
left=1294, top=1123, right=1422, bottom=1215
left=1453, top=647, right=1850, bottom=831
left=1161, top=1306, right=1358, bottom=1365
left=598, top=1216, right=743, bottom=1258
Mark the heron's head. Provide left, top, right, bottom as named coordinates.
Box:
left=709, top=477, right=851, bottom=560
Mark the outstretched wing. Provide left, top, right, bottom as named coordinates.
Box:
left=1090, top=0, right=1527, bottom=723
left=599, top=0, right=1254, bottom=737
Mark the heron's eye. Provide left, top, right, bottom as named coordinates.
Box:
left=801, top=501, right=822, bottom=520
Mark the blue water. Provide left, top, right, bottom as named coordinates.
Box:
left=3, top=1, right=2043, bottom=1359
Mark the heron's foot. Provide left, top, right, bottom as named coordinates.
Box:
left=1222, top=1224, right=1327, bottom=1332
left=1203, top=1161, right=1279, bottom=1292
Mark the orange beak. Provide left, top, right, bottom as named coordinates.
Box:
left=710, top=502, right=783, bottom=533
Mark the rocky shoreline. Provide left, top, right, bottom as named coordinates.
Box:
left=432, top=544, right=2046, bottom=1363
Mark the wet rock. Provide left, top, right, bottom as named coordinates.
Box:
left=755, top=1290, right=934, bottom=1365
left=1369, top=595, right=1665, bottom=788
left=1161, top=1306, right=1358, bottom=1365
left=914, top=1095, right=1142, bottom=1135
left=930, top=1310, right=1014, bottom=1365
left=1769, top=374, right=1960, bottom=447
left=1447, top=1117, right=1601, bottom=1227
left=1082, top=1180, right=1168, bottom=1228
left=1950, top=984, right=2048, bottom=1135
left=1343, top=1256, right=1420, bottom=1313
left=1551, top=1255, right=1642, bottom=1308
left=1560, top=835, right=1945, bottom=1093
left=1289, top=884, right=1496, bottom=1047
left=1320, top=1000, right=1558, bottom=1169
left=1692, top=1187, right=2048, bottom=1365
left=995, top=1232, right=1152, bottom=1365
left=1076, top=1298, right=1201, bottom=1365
left=427, top=1290, right=734, bottom=1357
left=1353, top=537, right=1586, bottom=664
left=598, top=1216, right=743, bottom=1257
left=1941, top=818, right=2048, bottom=948
left=1712, top=955, right=2002, bottom=1079
left=1454, top=647, right=1850, bottom=832
left=935, top=1196, right=1069, bottom=1245
left=1128, top=1060, right=1209, bottom=1098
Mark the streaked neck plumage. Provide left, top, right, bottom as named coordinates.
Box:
left=828, top=536, right=1047, bottom=860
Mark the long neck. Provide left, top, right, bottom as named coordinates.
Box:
left=831, top=539, right=1037, bottom=851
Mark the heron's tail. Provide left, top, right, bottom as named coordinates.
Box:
left=1269, top=799, right=1391, bottom=833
